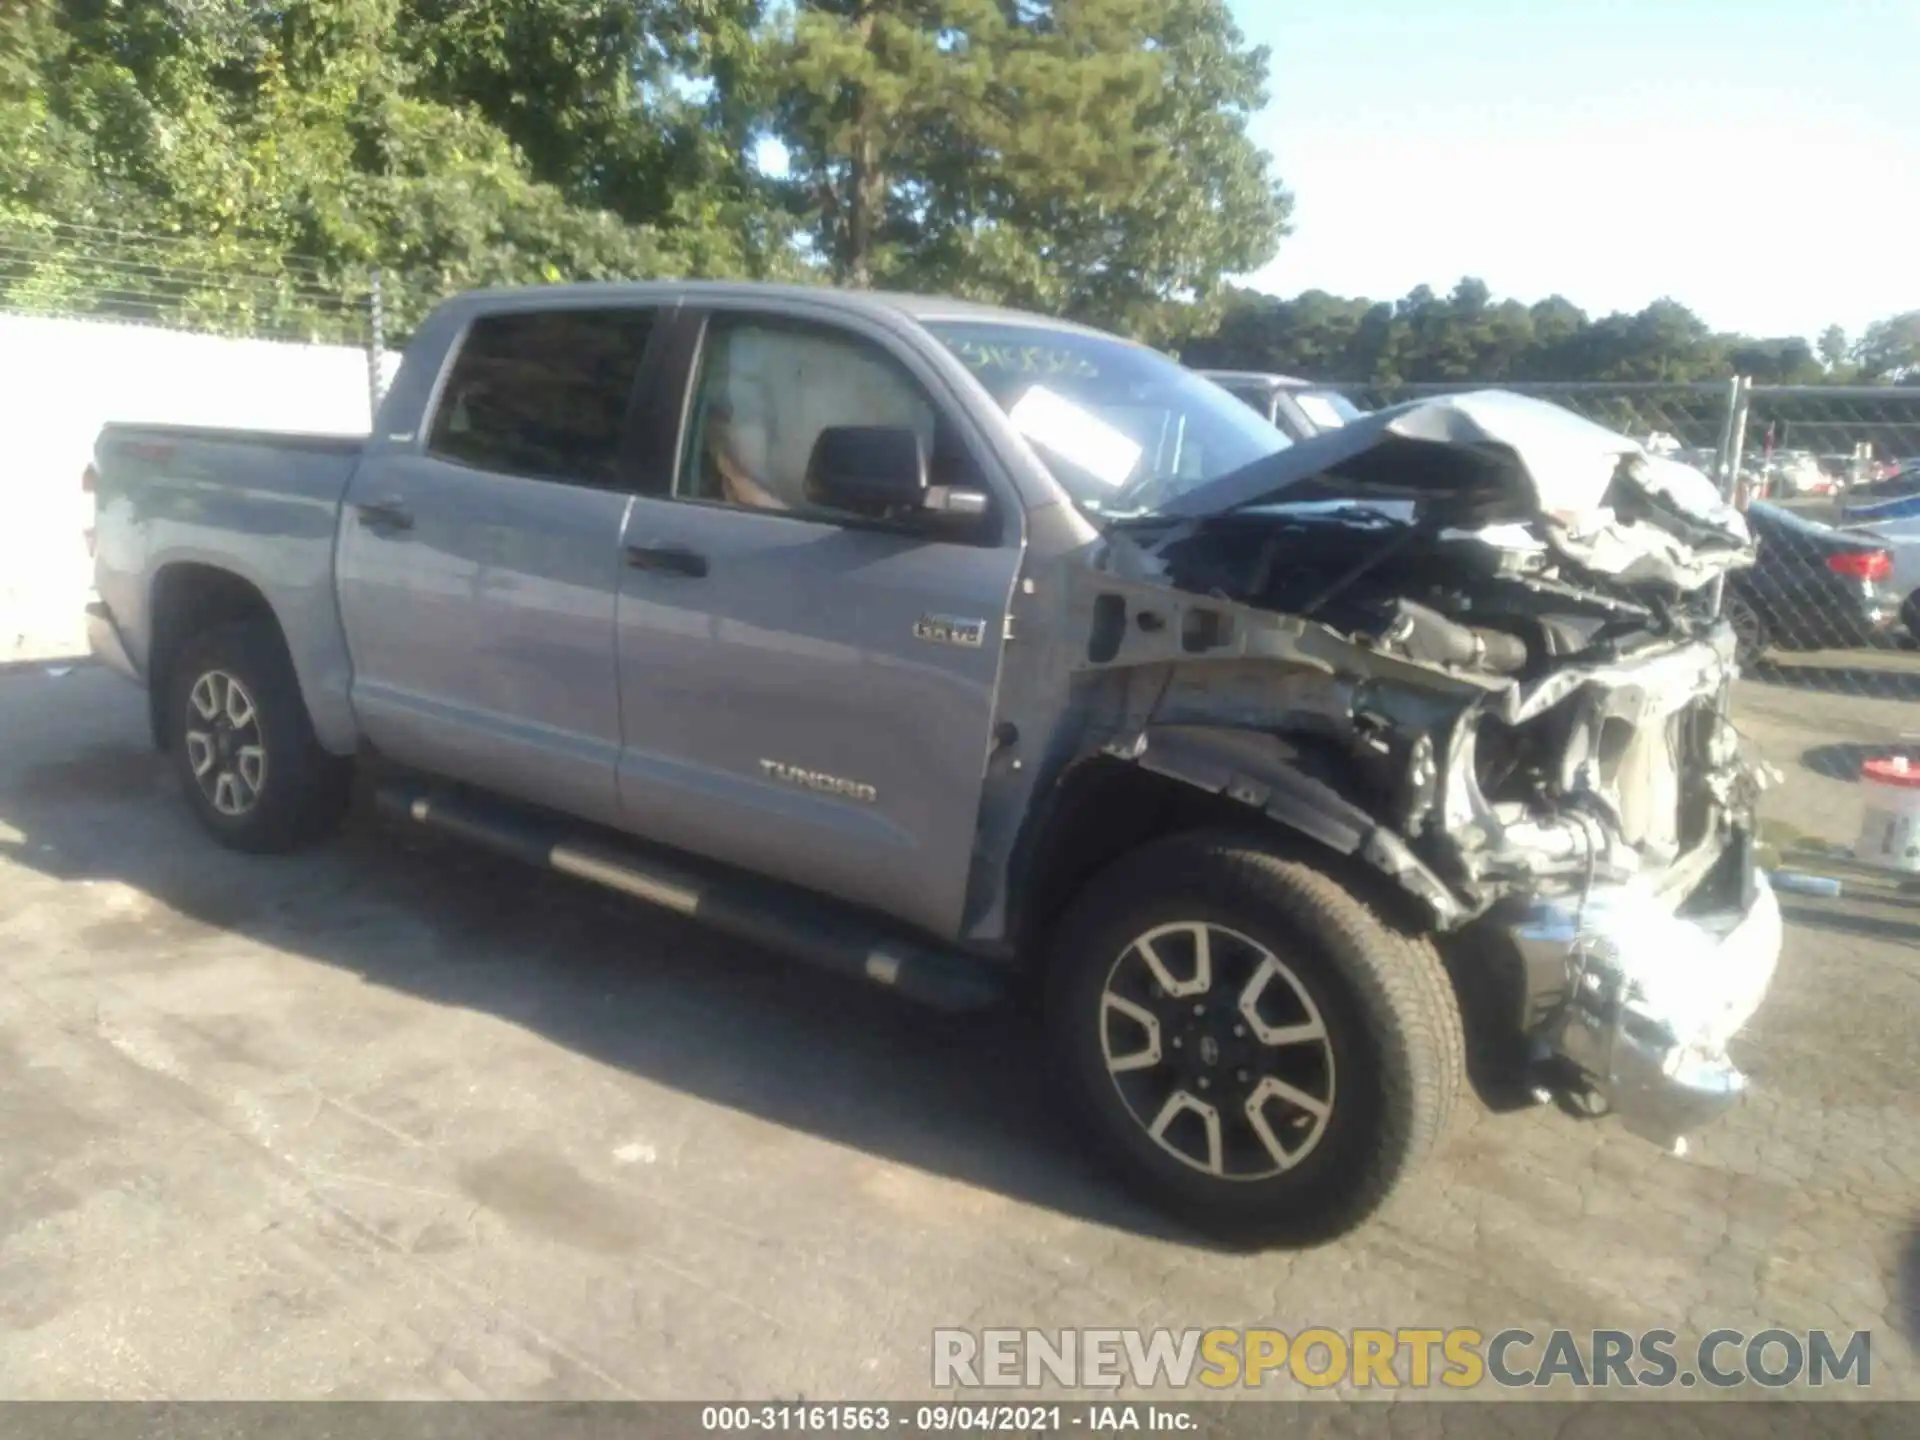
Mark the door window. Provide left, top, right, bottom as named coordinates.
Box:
left=679, top=316, right=969, bottom=517
left=427, top=308, right=656, bottom=488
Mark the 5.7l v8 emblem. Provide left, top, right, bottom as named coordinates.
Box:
left=913, top=613, right=988, bottom=649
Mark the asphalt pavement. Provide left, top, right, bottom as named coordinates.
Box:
left=0, top=662, right=1913, bottom=1401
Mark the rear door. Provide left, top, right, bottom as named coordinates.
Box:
left=609, top=307, right=1025, bottom=939
left=337, top=303, right=664, bottom=824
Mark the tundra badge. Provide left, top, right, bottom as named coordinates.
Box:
left=914, top=613, right=987, bottom=649
left=759, top=759, right=878, bottom=804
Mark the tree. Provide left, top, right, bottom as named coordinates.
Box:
left=1186, top=280, right=1803, bottom=387
left=1818, top=324, right=1850, bottom=373
left=1854, top=312, right=1920, bottom=382
left=0, top=0, right=785, bottom=336
left=768, top=0, right=1289, bottom=341
left=1728, top=337, right=1823, bottom=385
left=400, top=0, right=785, bottom=278
left=768, top=0, right=960, bottom=289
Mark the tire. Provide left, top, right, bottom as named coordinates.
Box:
left=165, top=620, right=352, bottom=853
left=1044, top=830, right=1463, bottom=1248
left=1723, top=592, right=1768, bottom=669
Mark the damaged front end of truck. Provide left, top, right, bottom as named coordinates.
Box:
left=1055, top=390, right=1781, bottom=1151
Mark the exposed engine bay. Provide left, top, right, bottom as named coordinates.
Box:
left=1066, top=390, right=1767, bottom=926
left=1147, top=503, right=1756, bottom=903
left=1051, top=391, right=1779, bottom=1147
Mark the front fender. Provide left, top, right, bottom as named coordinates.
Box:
left=1124, top=723, right=1469, bottom=929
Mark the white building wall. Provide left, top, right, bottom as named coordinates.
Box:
left=1, top=315, right=400, bottom=662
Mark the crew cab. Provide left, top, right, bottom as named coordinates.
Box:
left=85, top=283, right=1782, bottom=1245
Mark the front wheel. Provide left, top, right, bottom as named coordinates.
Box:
left=166, top=620, right=353, bottom=853
left=1045, top=832, right=1463, bottom=1247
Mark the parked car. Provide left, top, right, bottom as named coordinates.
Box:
left=1723, top=501, right=1902, bottom=662
left=85, top=286, right=1780, bottom=1245
left=1837, top=467, right=1920, bottom=523
left=1845, top=511, right=1920, bottom=642
left=1197, top=369, right=1366, bottom=441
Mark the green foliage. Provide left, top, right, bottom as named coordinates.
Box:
left=0, top=0, right=1902, bottom=380
left=1182, top=280, right=1908, bottom=388
left=766, top=0, right=1290, bottom=343
left=1, top=0, right=1283, bottom=344
left=1817, top=324, right=1850, bottom=374
left=1853, top=312, right=1920, bottom=383
left=0, top=0, right=785, bottom=338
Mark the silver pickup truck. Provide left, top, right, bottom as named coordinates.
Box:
left=85, top=282, right=1781, bottom=1245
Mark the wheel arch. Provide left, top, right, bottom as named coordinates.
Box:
left=1008, top=725, right=1467, bottom=961
left=148, top=564, right=299, bottom=752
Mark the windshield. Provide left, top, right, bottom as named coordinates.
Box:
left=928, top=321, right=1292, bottom=522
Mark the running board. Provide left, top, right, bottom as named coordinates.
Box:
left=374, top=783, right=1008, bottom=1012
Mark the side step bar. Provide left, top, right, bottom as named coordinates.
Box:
left=375, top=783, right=1009, bottom=1013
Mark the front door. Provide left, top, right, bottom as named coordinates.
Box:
left=612, top=311, right=1024, bottom=939
left=337, top=304, right=660, bottom=825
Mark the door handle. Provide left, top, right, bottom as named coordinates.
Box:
left=354, top=497, right=414, bottom=532
left=625, top=544, right=708, bottom=578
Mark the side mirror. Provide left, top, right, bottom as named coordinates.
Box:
left=804, top=425, right=990, bottom=527
left=805, top=426, right=928, bottom=514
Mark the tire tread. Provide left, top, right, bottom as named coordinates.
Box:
left=1045, top=828, right=1465, bottom=1246
left=167, top=620, right=352, bottom=853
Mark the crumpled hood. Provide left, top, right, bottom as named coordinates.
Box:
left=1160, top=389, right=1754, bottom=592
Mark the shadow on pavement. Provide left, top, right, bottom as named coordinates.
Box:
left=1799, top=742, right=1887, bottom=782
left=1778, top=900, right=1920, bottom=947
left=0, top=668, right=1234, bottom=1249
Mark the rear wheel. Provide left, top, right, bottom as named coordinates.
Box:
left=166, top=621, right=352, bottom=852
left=1044, top=831, right=1463, bottom=1247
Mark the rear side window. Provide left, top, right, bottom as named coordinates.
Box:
left=427, top=308, right=656, bottom=488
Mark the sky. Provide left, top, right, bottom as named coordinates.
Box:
left=1228, top=0, right=1920, bottom=342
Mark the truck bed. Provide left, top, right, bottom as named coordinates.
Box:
left=89, top=422, right=370, bottom=753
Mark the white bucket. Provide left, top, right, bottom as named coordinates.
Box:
left=1855, top=756, right=1920, bottom=872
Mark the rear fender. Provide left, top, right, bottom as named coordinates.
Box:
left=146, top=553, right=358, bottom=756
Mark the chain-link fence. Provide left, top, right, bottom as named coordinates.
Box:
left=0, top=218, right=379, bottom=343
left=1352, top=379, right=1756, bottom=480
left=0, top=220, right=424, bottom=423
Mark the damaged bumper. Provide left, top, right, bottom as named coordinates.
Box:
left=1510, top=855, right=1781, bottom=1148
